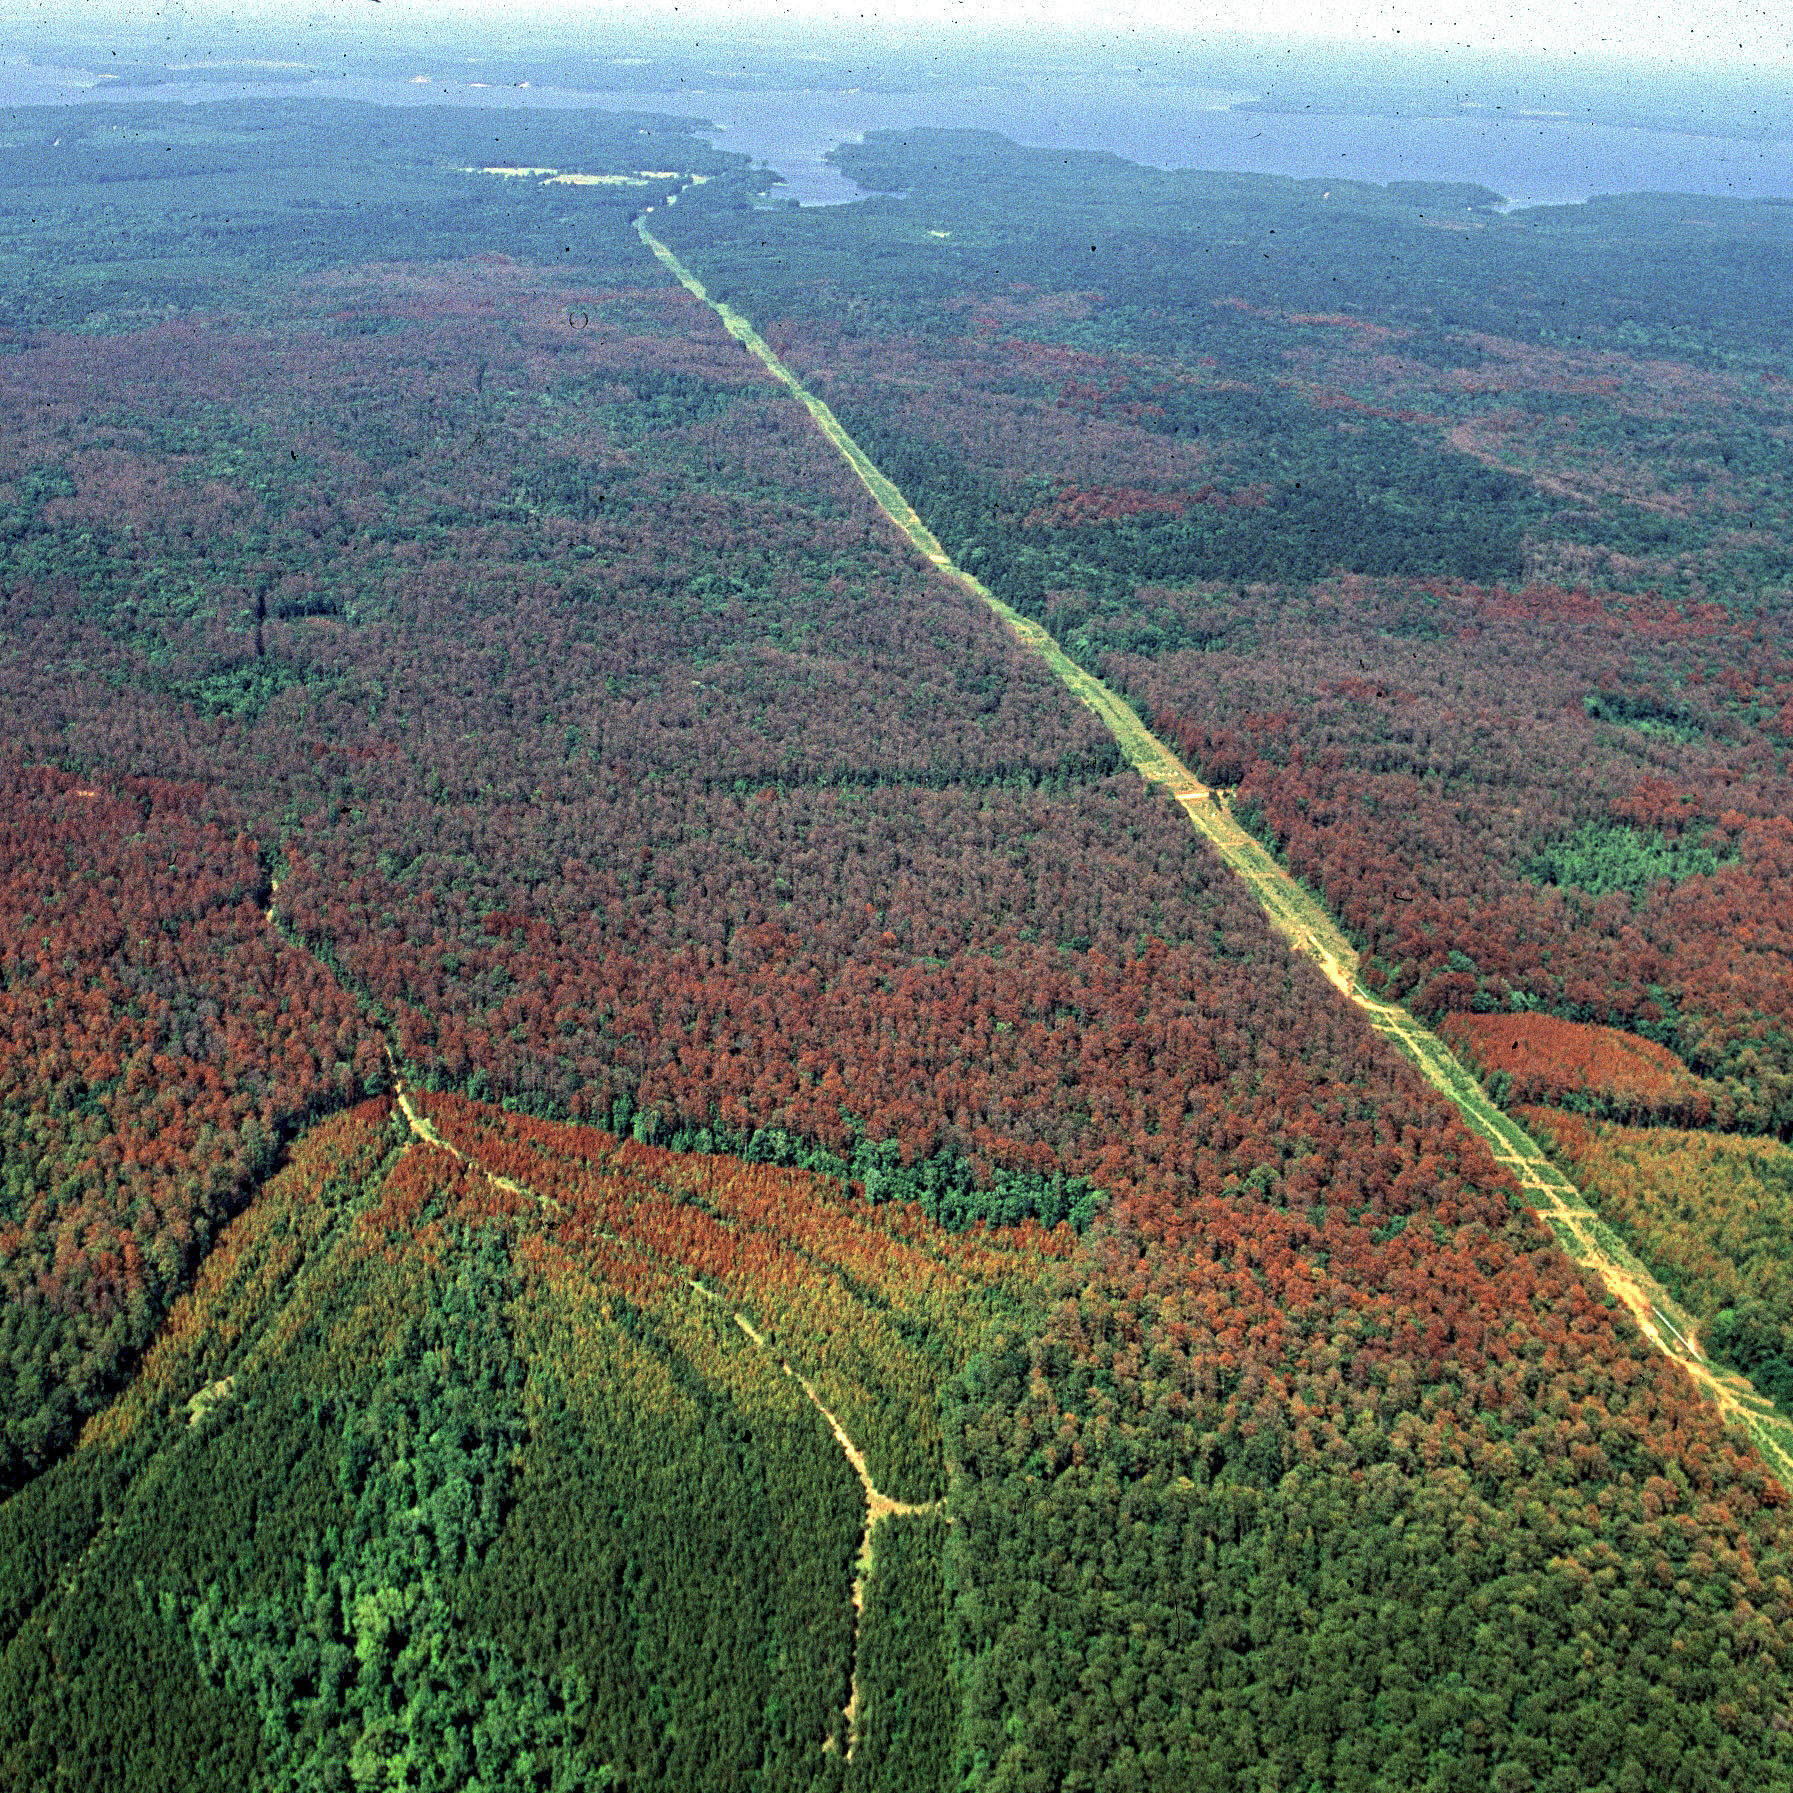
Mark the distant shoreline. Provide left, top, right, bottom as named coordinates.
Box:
left=4, top=62, right=1792, bottom=212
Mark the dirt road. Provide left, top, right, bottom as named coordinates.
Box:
left=636, top=219, right=1793, bottom=1490
left=387, top=1076, right=926, bottom=1756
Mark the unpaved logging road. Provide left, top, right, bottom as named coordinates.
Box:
left=637, top=216, right=1793, bottom=1489
left=386, top=1071, right=926, bottom=1757
left=706, top=1294, right=942, bottom=1756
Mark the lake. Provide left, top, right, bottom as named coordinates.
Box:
left=6, top=58, right=1793, bottom=211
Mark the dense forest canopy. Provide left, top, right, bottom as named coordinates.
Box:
left=4, top=95, right=1793, bottom=1788
left=661, top=127, right=1793, bottom=1121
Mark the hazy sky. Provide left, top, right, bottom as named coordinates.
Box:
left=452, top=0, right=1788, bottom=69
left=19, top=0, right=1793, bottom=71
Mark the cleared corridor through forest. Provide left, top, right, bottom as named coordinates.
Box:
left=637, top=216, right=1793, bottom=1489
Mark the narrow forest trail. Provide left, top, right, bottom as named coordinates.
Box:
left=637, top=217, right=1793, bottom=1490
left=695, top=1286, right=944, bottom=1756
left=381, top=1070, right=920, bottom=1757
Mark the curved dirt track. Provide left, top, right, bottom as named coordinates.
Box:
left=385, top=1075, right=922, bottom=1756
left=701, top=1292, right=943, bottom=1755
left=637, top=218, right=1793, bottom=1490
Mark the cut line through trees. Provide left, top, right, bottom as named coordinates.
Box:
left=635, top=215, right=1793, bottom=1491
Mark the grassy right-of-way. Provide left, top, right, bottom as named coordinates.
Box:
left=638, top=214, right=1793, bottom=1489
